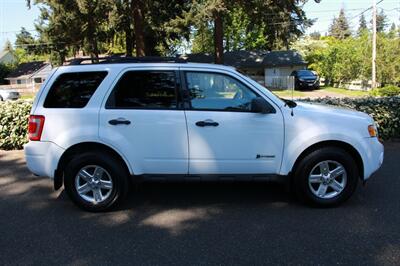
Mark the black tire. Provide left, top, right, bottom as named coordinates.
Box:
left=0, top=96, right=3, bottom=101
left=293, top=147, right=359, bottom=207
left=64, top=152, right=129, bottom=212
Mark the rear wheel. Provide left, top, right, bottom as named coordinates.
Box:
left=64, top=152, right=129, bottom=212
left=293, top=147, right=359, bottom=207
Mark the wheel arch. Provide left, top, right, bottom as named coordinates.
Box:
left=54, top=142, right=132, bottom=190
left=290, top=140, right=364, bottom=180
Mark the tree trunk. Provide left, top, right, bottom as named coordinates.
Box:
left=214, top=13, right=224, bottom=64
left=86, top=5, right=98, bottom=62
left=125, top=28, right=133, bottom=56
left=132, top=0, right=145, bottom=57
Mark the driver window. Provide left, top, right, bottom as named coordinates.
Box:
left=185, top=72, right=258, bottom=111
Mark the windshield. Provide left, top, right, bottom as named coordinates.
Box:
left=297, top=70, right=316, bottom=77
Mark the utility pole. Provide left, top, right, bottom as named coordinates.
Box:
left=372, top=0, right=377, bottom=89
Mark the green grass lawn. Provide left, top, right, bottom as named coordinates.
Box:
left=272, top=90, right=306, bottom=98
left=320, top=87, right=370, bottom=97
left=20, top=94, right=36, bottom=100
left=271, top=86, right=370, bottom=99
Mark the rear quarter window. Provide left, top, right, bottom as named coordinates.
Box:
left=43, top=71, right=107, bottom=108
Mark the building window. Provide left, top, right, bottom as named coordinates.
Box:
left=34, top=77, right=42, bottom=83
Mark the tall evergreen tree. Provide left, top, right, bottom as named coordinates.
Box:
left=174, top=0, right=318, bottom=64
left=132, top=0, right=146, bottom=56
left=25, top=0, right=320, bottom=64
left=388, top=23, right=397, bottom=38
left=357, top=13, right=368, bottom=36
left=15, top=27, right=36, bottom=53
left=76, top=0, right=112, bottom=60
left=27, top=0, right=190, bottom=60
left=109, top=0, right=135, bottom=56
left=309, top=31, right=321, bottom=40
left=329, top=8, right=351, bottom=39
left=376, top=10, right=388, bottom=33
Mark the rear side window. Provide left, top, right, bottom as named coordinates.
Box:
left=44, top=71, right=107, bottom=108
left=106, top=71, right=177, bottom=109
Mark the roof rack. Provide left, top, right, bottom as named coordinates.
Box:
left=66, top=56, right=187, bottom=65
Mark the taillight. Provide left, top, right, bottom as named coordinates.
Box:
left=28, top=115, right=45, bottom=141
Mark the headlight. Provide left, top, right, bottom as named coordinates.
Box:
left=368, top=124, right=378, bottom=137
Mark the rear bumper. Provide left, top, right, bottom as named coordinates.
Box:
left=362, top=137, right=384, bottom=180
left=24, top=141, right=65, bottom=179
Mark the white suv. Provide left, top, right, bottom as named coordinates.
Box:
left=24, top=59, right=384, bottom=211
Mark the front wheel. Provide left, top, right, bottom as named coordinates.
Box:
left=64, top=152, right=129, bottom=212
left=293, top=147, right=359, bottom=207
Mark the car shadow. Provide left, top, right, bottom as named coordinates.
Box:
left=120, top=181, right=293, bottom=210
left=55, top=181, right=295, bottom=212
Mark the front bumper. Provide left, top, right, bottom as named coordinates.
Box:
left=296, top=80, right=319, bottom=90
left=362, top=137, right=384, bottom=180
left=24, top=141, right=65, bottom=179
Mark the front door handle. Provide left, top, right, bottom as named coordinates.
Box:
left=109, top=118, right=131, bottom=125
left=195, top=120, right=219, bottom=127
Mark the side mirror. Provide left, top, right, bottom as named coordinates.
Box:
left=251, top=97, right=275, bottom=114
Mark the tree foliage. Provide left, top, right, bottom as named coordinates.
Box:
left=0, top=63, right=16, bottom=85
left=328, top=8, right=351, bottom=39
left=15, top=27, right=37, bottom=54
left=25, top=0, right=190, bottom=64
left=294, top=33, right=400, bottom=86
left=375, top=9, right=388, bottom=33
left=182, top=0, right=317, bottom=62
left=357, top=13, right=368, bottom=36
left=23, top=0, right=317, bottom=64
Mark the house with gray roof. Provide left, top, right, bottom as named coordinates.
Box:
left=5, top=61, right=52, bottom=91
left=179, top=50, right=307, bottom=89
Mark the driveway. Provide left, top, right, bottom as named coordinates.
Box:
left=0, top=143, right=399, bottom=265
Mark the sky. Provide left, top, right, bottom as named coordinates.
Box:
left=0, top=0, right=399, bottom=50
left=303, top=0, right=400, bottom=35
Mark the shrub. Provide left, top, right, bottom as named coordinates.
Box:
left=0, top=100, right=32, bottom=150
left=300, top=96, right=400, bottom=140
left=370, top=85, right=400, bottom=97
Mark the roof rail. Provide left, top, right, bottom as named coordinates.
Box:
left=66, top=56, right=187, bottom=65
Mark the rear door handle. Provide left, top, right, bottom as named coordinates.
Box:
left=195, top=120, right=219, bottom=127
left=109, top=118, right=131, bottom=125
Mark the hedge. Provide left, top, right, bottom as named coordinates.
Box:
left=0, top=100, right=32, bottom=150
left=299, top=96, right=400, bottom=140
left=0, top=97, right=399, bottom=150
left=370, top=85, right=400, bottom=97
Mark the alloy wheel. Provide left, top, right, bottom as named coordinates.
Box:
left=75, top=165, right=113, bottom=204
left=308, top=160, right=347, bottom=199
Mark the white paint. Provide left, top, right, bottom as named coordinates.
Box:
left=25, top=62, right=383, bottom=181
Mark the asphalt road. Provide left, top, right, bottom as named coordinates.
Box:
left=0, top=143, right=399, bottom=265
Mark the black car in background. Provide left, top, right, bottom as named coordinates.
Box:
left=290, top=70, right=320, bottom=90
